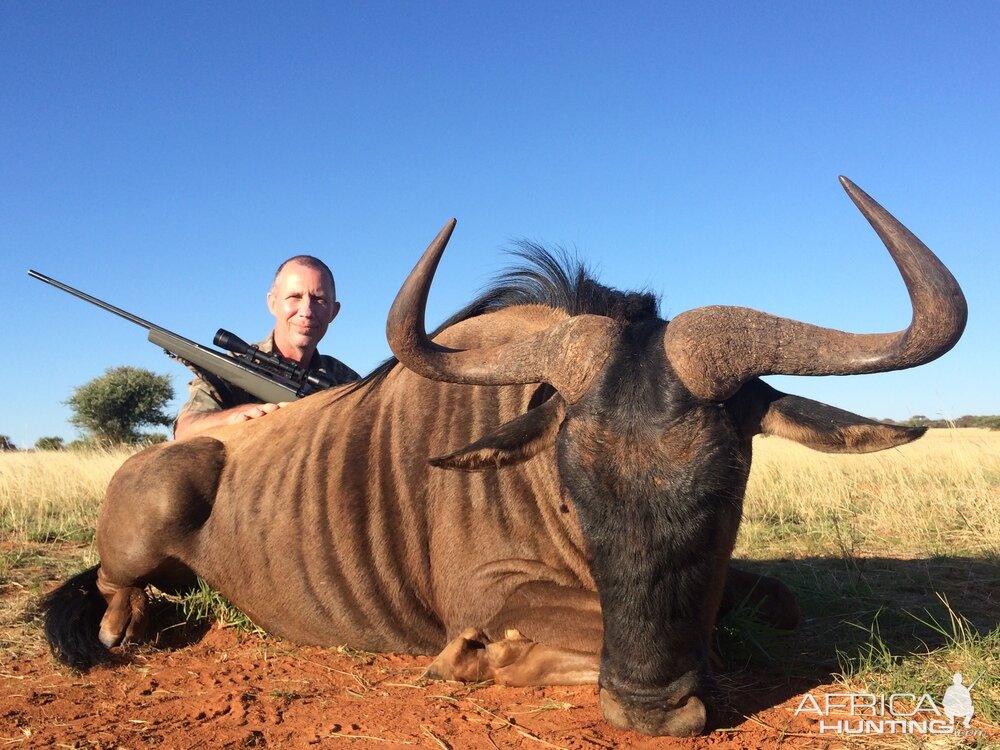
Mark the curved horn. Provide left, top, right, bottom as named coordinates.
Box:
left=663, top=176, right=968, bottom=401
left=386, top=220, right=619, bottom=403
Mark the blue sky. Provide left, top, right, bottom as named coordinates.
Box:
left=3, top=2, right=998, bottom=447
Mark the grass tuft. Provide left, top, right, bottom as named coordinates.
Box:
left=168, top=579, right=267, bottom=636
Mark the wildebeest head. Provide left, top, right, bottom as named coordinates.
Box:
left=385, top=177, right=967, bottom=736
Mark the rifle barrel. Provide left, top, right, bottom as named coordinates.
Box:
left=28, top=269, right=158, bottom=331
left=30, top=269, right=309, bottom=403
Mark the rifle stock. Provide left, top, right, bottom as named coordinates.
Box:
left=30, top=270, right=313, bottom=404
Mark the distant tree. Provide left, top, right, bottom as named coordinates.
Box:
left=902, top=415, right=951, bottom=428
left=35, top=436, right=66, bottom=451
left=67, top=437, right=99, bottom=452
left=0, top=435, right=16, bottom=451
left=892, top=414, right=1000, bottom=430
left=955, top=415, right=1000, bottom=430
left=66, top=367, right=174, bottom=446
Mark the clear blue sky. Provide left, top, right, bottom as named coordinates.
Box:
left=3, top=2, right=998, bottom=448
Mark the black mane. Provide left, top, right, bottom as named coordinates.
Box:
left=442, top=242, right=660, bottom=325
left=348, top=242, right=660, bottom=394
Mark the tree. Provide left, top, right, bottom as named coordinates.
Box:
left=0, top=435, right=16, bottom=451
left=66, top=367, right=175, bottom=446
left=35, top=436, right=66, bottom=451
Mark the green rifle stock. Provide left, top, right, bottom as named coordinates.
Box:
left=29, top=270, right=306, bottom=404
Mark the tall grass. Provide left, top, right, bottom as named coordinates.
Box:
left=738, top=428, right=1000, bottom=559
left=0, top=447, right=132, bottom=546
left=6, top=429, right=993, bottom=555
left=0, top=447, right=135, bottom=658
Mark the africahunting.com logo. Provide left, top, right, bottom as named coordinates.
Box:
left=794, top=672, right=986, bottom=736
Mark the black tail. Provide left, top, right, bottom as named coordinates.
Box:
left=40, top=566, right=111, bottom=671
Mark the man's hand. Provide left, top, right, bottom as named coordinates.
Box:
left=174, top=402, right=287, bottom=440
left=227, top=402, right=283, bottom=425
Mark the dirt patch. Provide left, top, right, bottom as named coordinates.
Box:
left=1, top=545, right=995, bottom=749
left=2, top=625, right=836, bottom=749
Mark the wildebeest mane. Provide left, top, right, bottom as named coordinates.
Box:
left=348, top=242, right=661, bottom=396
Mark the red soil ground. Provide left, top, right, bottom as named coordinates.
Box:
left=1, top=623, right=904, bottom=750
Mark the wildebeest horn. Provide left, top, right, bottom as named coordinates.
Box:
left=663, top=176, right=968, bottom=401
left=387, top=220, right=620, bottom=403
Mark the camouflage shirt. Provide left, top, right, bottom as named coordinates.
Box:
left=175, top=333, right=360, bottom=425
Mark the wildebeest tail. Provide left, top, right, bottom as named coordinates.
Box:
left=40, top=565, right=111, bottom=671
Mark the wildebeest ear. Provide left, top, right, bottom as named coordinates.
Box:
left=734, top=379, right=926, bottom=453
left=430, top=392, right=567, bottom=471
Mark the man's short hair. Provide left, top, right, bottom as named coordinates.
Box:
left=274, top=255, right=336, bottom=297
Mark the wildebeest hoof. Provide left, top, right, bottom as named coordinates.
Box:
left=424, top=627, right=494, bottom=682
left=755, top=575, right=800, bottom=630
left=721, top=568, right=801, bottom=631
left=98, top=587, right=149, bottom=648
left=424, top=627, right=540, bottom=683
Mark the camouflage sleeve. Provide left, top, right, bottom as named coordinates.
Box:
left=175, top=374, right=226, bottom=420
left=318, top=355, right=361, bottom=385
left=173, top=369, right=261, bottom=435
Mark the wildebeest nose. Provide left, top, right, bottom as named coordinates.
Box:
left=599, top=687, right=707, bottom=737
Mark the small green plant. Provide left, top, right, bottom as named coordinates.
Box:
left=174, top=578, right=266, bottom=636
left=714, top=592, right=784, bottom=671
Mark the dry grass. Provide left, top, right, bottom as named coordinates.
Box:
left=0, top=447, right=132, bottom=546
left=739, top=428, right=1000, bottom=559
left=5, top=429, right=994, bottom=556
left=0, top=447, right=135, bottom=661
left=730, top=428, right=999, bottom=732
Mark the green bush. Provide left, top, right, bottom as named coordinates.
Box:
left=34, top=436, right=66, bottom=451
left=66, top=366, right=175, bottom=446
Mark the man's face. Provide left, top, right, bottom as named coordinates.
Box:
left=267, top=262, right=340, bottom=360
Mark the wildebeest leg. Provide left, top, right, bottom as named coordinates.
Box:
left=96, top=582, right=150, bottom=647
left=94, top=437, right=225, bottom=648
left=427, top=582, right=602, bottom=686
left=719, top=565, right=800, bottom=630
left=425, top=627, right=600, bottom=685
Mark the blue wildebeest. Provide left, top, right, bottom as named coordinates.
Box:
left=43, top=178, right=966, bottom=736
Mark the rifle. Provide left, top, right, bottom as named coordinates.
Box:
left=29, top=270, right=334, bottom=403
